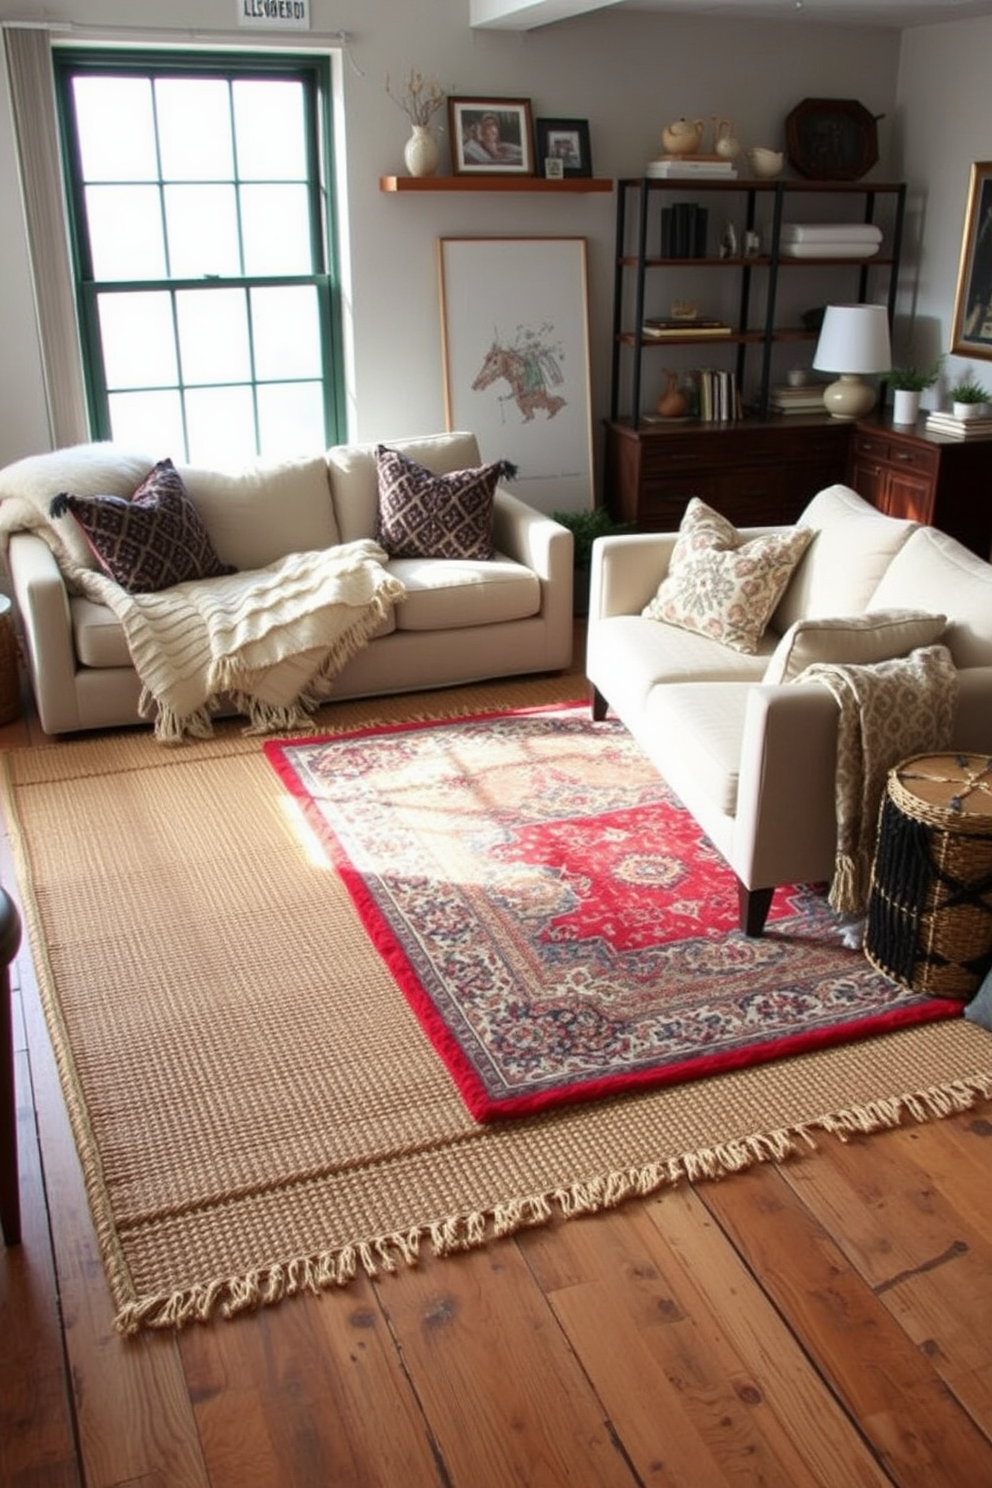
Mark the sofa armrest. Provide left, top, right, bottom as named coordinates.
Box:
left=589, top=533, right=677, bottom=619
left=7, top=531, right=82, bottom=733
left=732, top=682, right=843, bottom=890
left=492, top=489, right=574, bottom=646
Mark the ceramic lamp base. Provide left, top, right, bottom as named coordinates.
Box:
left=822, top=373, right=878, bottom=421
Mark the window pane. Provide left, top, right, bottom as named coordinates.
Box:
left=165, top=185, right=241, bottom=278
left=257, top=382, right=326, bottom=457
left=251, top=286, right=321, bottom=379
left=241, top=185, right=312, bottom=274
left=73, top=76, right=158, bottom=181
left=176, top=288, right=251, bottom=385
left=99, top=291, right=178, bottom=388
left=233, top=79, right=306, bottom=180
left=185, top=386, right=256, bottom=464
left=108, top=389, right=185, bottom=453
left=156, top=77, right=233, bottom=181
left=86, top=185, right=166, bottom=280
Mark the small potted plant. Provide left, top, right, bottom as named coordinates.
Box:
left=949, top=375, right=992, bottom=420
left=888, top=354, right=944, bottom=425
left=553, top=507, right=633, bottom=617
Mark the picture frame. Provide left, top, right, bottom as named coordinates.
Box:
left=437, top=237, right=593, bottom=512
left=534, top=118, right=592, bottom=179
left=951, top=161, right=992, bottom=360
left=447, top=97, right=534, bottom=176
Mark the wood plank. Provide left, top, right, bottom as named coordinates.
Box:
left=0, top=1047, right=81, bottom=1488
left=522, top=1195, right=890, bottom=1488
left=181, top=1274, right=442, bottom=1487
left=701, top=1154, right=992, bottom=1487
left=373, top=1238, right=637, bottom=1488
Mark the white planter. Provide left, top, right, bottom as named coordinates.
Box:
left=892, top=388, right=921, bottom=425
left=403, top=125, right=439, bottom=178
left=952, top=400, right=992, bottom=420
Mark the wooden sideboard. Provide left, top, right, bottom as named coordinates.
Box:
left=604, top=414, right=992, bottom=558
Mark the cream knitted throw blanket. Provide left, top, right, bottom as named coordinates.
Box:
left=795, top=644, right=959, bottom=917
left=76, top=541, right=406, bottom=743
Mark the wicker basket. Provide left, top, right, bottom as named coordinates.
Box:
left=865, top=753, right=992, bottom=999
left=0, top=602, right=20, bottom=726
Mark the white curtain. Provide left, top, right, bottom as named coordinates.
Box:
left=3, top=26, right=89, bottom=447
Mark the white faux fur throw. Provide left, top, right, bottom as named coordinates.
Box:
left=795, top=644, right=959, bottom=918
left=76, top=542, right=406, bottom=743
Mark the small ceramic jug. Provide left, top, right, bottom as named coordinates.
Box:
left=656, top=371, right=688, bottom=419
left=712, top=117, right=741, bottom=160
left=661, top=118, right=705, bottom=156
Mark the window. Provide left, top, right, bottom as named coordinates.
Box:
left=54, top=49, right=344, bottom=464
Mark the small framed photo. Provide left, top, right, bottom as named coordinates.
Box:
left=544, top=157, right=564, bottom=180
left=951, top=160, right=992, bottom=360
left=448, top=98, right=534, bottom=176
left=534, top=118, right=592, bottom=179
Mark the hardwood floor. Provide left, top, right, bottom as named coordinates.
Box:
left=2, top=651, right=992, bottom=1488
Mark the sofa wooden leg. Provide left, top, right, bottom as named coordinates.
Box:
left=739, top=883, right=774, bottom=938
left=591, top=687, right=608, bottom=722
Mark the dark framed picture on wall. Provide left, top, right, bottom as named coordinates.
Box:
left=951, top=160, right=992, bottom=360
left=448, top=97, right=534, bottom=175
left=535, top=118, right=592, bottom=178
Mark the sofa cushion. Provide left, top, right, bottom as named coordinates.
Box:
left=868, top=525, right=992, bottom=668
left=644, top=682, right=752, bottom=816
left=388, top=554, right=540, bottom=631
left=326, top=432, right=484, bottom=544
left=178, top=454, right=339, bottom=570
left=642, top=497, right=812, bottom=654
left=0, top=441, right=156, bottom=578
left=49, top=459, right=235, bottom=593
left=374, top=445, right=510, bottom=560
left=773, top=484, right=917, bottom=634
left=587, top=614, right=773, bottom=720
left=71, top=596, right=133, bottom=668
left=763, top=608, right=948, bottom=685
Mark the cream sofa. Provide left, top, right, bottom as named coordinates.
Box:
left=586, top=484, right=992, bottom=936
left=0, top=431, right=573, bottom=736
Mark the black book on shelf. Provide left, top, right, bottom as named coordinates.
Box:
left=694, top=206, right=708, bottom=257
left=672, top=203, right=691, bottom=258
left=660, top=207, right=673, bottom=256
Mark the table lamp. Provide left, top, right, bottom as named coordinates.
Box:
left=812, top=303, right=892, bottom=420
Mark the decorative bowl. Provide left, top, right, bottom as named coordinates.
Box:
left=746, top=147, right=784, bottom=180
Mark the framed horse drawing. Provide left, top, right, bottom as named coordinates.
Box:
left=437, top=237, right=594, bottom=514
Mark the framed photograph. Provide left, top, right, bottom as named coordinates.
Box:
left=535, top=118, right=592, bottom=179
left=437, top=237, right=593, bottom=512
left=448, top=98, right=534, bottom=176
left=951, top=161, right=992, bottom=360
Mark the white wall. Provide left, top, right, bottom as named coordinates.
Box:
left=0, top=0, right=907, bottom=487
left=896, top=15, right=992, bottom=409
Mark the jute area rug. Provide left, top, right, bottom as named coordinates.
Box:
left=3, top=672, right=992, bottom=1334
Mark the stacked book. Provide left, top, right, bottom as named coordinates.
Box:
left=646, top=154, right=738, bottom=180
left=768, top=382, right=827, bottom=415
left=778, top=223, right=883, bottom=259
left=925, top=409, right=992, bottom=439
left=641, top=316, right=732, bottom=340
left=660, top=203, right=708, bottom=257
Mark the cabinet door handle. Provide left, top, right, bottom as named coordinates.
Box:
left=894, top=452, right=915, bottom=463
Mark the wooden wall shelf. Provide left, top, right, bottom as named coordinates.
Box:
left=379, top=175, right=613, bottom=194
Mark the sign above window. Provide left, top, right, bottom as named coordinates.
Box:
left=238, top=0, right=310, bottom=28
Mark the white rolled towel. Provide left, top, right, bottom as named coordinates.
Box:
left=779, top=223, right=883, bottom=244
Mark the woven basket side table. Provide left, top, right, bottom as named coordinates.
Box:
left=865, top=752, right=992, bottom=999
left=0, top=596, right=21, bottom=726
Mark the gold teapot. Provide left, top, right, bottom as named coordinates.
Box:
left=661, top=117, right=705, bottom=156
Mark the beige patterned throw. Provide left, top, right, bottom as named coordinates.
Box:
left=795, top=644, right=959, bottom=917
left=77, top=540, right=406, bottom=742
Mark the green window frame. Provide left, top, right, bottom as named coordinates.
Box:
left=54, top=47, right=345, bottom=463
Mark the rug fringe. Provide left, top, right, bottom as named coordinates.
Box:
left=111, top=1068, right=992, bottom=1335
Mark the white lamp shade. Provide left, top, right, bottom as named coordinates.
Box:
left=812, top=304, right=891, bottom=420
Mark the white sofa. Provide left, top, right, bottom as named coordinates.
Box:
left=586, top=484, right=992, bottom=936
left=0, top=431, right=573, bottom=736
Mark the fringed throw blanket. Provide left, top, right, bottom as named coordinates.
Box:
left=796, top=645, right=958, bottom=917
left=77, top=541, right=406, bottom=742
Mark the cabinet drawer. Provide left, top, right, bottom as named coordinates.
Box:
left=850, top=431, right=940, bottom=478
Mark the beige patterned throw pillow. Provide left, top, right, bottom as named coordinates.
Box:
left=642, top=498, right=813, bottom=654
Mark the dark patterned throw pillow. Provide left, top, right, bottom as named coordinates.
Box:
left=50, top=459, right=236, bottom=593
left=374, top=445, right=516, bottom=561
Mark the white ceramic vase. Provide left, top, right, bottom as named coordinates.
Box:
left=892, top=388, right=921, bottom=425
left=404, top=125, right=439, bottom=178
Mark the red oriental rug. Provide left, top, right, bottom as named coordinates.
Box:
left=264, top=704, right=960, bottom=1121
